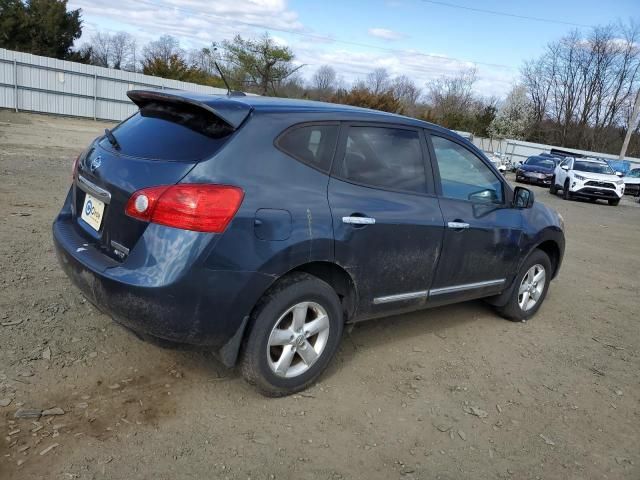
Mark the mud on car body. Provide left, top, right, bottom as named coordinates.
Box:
left=54, top=90, right=565, bottom=396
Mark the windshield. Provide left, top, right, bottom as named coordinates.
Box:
left=574, top=160, right=614, bottom=175
left=525, top=157, right=556, bottom=168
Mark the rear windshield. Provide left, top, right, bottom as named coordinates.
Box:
left=99, top=101, right=234, bottom=161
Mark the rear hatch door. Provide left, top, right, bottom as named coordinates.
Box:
left=72, top=90, right=251, bottom=261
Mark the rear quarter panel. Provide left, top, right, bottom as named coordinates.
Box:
left=184, top=111, right=336, bottom=277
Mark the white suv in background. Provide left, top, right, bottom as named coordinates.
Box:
left=550, top=157, right=625, bottom=206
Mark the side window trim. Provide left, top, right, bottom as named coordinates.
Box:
left=331, top=122, right=435, bottom=196
left=426, top=131, right=510, bottom=205
left=274, top=121, right=340, bottom=174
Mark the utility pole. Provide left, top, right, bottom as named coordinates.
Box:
left=620, top=89, right=640, bottom=160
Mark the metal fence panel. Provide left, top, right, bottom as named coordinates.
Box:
left=0, top=48, right=227, bottom=121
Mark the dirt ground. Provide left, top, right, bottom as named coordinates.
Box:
left=1, top=110, right=639, bottom=480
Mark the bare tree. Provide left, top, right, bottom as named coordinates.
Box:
left=109, top=32, right=135, bottom=70
left=392, top=75, right=421, bottom=114
left=88, top=32, right=111, bottom=67
left=312, top=65, right=337, bottom=93
left=522, top=21, right=640, bottom=150
left=366, top=67, right=391, bottom=95
left=426, top=68, right=477, bottom=119
left=143, top=35, right=183, bottom=66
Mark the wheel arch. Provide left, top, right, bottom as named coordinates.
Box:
left=535, top=239, right=562, bottom=279
left=282, top=261, right=358, bottom=322
left=219, top=261, right=358, bottom=367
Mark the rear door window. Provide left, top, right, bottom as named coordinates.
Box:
left=333, top=126, right=428, bottom=194
left=99, top=102, right=234, bottom=161
left=276, top=124, right=339, bottom=172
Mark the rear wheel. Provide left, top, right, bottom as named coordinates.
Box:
left=495, top=249, right=552, bottom=322
left=608, top=198, right=620, bottom=206
left=240, top=273, right=343, bottom=396
left=562, top=180, right=572, bottom=200
left=549, top=178, right=558, bottom=195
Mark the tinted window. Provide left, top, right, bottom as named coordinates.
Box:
left=431, top=136, right=503, bottom=203
left=628, top=169, right=640, bottom=178
left=99, top=102, right=233, bottom=161
left=277, top=124, right=339, bottom=172
left=335, top=127, right=427, bottom=193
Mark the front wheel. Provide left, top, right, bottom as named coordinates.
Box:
left=562, top=180, right=572, bottom=200
left=608, top=198, right=620, bottom=206
left=549, top=179, right=558, bottom=195
left=495, top=249, right=552, bottom=322
left=240, top=273, right=343, bottom=396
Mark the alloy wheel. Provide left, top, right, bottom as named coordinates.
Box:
left=518, top=264, right=546, bottom=311
left=267, top=301, right=330, bottom=378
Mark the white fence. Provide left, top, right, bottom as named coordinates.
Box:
left=452, top=131, right=640, bottom=168
left=472, top=136, right=640, bottom=166
left=0, top=48, right=227, bottom=122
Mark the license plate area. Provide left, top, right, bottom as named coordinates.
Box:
left=81, top=193, right=105, bottom=232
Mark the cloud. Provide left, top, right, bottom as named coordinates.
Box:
left=367, top=28, right=405, bottom=41
left=68, top=0, right=515, bottom=97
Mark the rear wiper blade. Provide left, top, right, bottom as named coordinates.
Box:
left=104, top=128, right=120, bottom=150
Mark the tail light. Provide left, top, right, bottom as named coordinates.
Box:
left=125, top=184, right=244, bottom=233
left=71, top=153, right=81, bottom=181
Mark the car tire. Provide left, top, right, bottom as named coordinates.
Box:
left=549, top=179, right=558, bottom=195
left=562, top=180, right=572, bottom=200
left=240, top=272, right=343, bottom=397
left=495, top=249, right=552, bottom=322
left=608, top=198, right=620, bottom=206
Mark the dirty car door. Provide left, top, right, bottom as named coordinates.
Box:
left=328, top=124, right=444, bottom=318
left=427, top=133, right=523, bottom=303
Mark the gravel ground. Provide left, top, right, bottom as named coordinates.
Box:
left=1, top=110, right=639, bottom=480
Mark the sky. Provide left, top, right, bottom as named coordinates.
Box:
left=67, top=0, right=639, bottom=98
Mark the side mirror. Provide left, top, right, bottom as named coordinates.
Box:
left=616, top=171, right=623, bottom=177
left=513, top=186, right=534, bottom=208
left=468, top=188, right=499, bottom=203
left=561, top=165, right=569, bottom=171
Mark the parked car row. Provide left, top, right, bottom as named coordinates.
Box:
left=514, top=151, right=640, bottom=206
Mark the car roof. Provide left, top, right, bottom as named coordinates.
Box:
left=144, top=89, right=451, bottom=133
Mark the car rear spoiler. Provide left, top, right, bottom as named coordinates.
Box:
left=127, top=90, right=252, bottom=130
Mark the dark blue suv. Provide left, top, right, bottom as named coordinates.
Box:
left=53, top=90, right=565, bottom=396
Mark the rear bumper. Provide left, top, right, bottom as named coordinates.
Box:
left=53, top=211, right=273, bottom=358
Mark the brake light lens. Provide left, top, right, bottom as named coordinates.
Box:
left=125, top=184, right=244, bottom=233
left=71, top=153, right=81, bottom=181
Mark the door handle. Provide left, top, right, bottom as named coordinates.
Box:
left=447, top=221, right=470, bottom=230
left=342, top=216, right=376, bottom=225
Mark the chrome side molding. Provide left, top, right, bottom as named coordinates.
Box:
left=372, top=279, right=505, bottom=304
left=77, top=175, right=112, bottom=204
left=373, top=290, right=429, bottom=304
left=429, top=279, right=505, bottom=296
